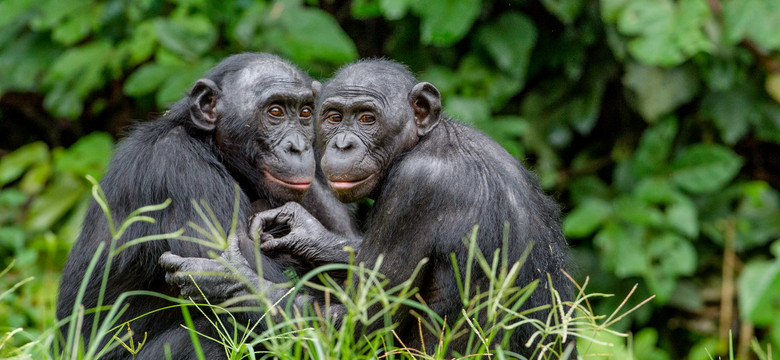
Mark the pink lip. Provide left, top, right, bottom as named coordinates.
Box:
left=328, top=174, right=374, bottom=191
left=264, top=171, right=312, bottom=191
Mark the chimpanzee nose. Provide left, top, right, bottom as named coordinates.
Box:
left=285, top=134, right=310, bottom=155
left=333, top=133, right=358, bottom=152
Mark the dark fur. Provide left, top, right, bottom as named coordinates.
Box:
left=315, top=60, right=576, bottom=356
left=56, top=53, right=353, bottom=359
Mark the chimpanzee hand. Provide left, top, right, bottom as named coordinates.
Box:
left=251, top=202, right=359, bottom=266
left=159, top=234, right=259, bottom=303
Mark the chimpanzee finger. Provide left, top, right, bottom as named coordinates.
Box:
left=249, top=207, right=284, bottom=236
left=159, top=252, right=185, bottom=272
left=260, top=236, right=297, bottom=253
left=165, top=270, right=187, bottom=288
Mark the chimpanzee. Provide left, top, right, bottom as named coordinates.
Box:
left=160, top=59, right=576, bottom=357
left=56, top=53, right=356, bottom=359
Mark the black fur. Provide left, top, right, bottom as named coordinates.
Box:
left=313, top=60, right=576, bottom=356
left=56, top=53, right=354, bottom=359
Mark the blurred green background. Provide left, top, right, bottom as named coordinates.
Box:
left=1, top=0, right=779, bottom=358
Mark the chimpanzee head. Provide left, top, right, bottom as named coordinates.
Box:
left=188, top=53, right=320, bottom=203
left=315, top=60, right=442, bottom=202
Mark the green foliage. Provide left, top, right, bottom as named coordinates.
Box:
left=2, top=0, right=780, bottom=358
left=0, top=133, right=112, bottom=345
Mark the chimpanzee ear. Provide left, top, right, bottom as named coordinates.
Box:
left=189, top=79, right=221, bottom=131
left=312, top=80, right=322, bottom=98
left=409, top=82, right=442, bottom=137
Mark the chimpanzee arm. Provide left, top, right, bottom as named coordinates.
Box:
left=158, top=234, right=312, bottom=315
left=252, top=202, right=362, bottom=266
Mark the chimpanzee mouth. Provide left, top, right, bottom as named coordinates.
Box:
left=328, top=174, right=375, bottom=191
left=264, top=171, right=312, bottom=192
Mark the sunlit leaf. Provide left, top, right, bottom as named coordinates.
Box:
left=54, top=132, right=113, bottom=179
left=666, top=198, right=698, bottom=238
left=541, top=0, right=582, bottom=24
left=414, top=0, right=480, bottom=46
left=123, top=63, right=172, bottom=97
left=155, top=15, right=216, bottom=60
left=670, top=144, right=743, bottom=194
left=723, top=0, right=780, bottom=50
left=24, top=173, right=84, bottom=232
left=477, top=12, right=537, bottom=81
left=563, top=198, right=611, bottom=238
left=0, top=142, right=49, bottom=186
left=632, top=116, right=677, bottom=176
left=623, top=63, right=699, bottom=121
left=738, top=249, right=780, bottom=325
left=765, top=73, right=780, bottom=104
left=269, top=5, right=358, bottom=65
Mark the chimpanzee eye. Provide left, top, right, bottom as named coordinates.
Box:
left=359, top=114, right=375, bottom=123
left=299, top=106, right=313, bottom=118
left=268, top=106, right=284, bottom=117
left=327, top=112, right=343, bottom=123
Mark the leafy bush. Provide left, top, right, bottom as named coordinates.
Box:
left=2, top=0, right=780, bottom=358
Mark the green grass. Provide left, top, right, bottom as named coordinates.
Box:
left=0, top=181, right=653, bottom=359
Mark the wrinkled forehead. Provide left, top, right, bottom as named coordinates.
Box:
left=321, top=68, right=412, bottom=105
left=228, top=60, right=309, bottom=93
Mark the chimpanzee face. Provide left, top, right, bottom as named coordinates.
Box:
left=189, top=59, right=319, bottom=203
left=315, top=62, right=441, bottom=203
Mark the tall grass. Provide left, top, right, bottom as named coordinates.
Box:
left=1, top=180, right=654, bottom=359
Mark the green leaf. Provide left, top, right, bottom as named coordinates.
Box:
left=666, top=198, right=699, bottom=238
left=42, top=41, right=113, bottom=117
left=738, top=251, right=780, bottom=325
left=414, top=0, right=481, bottom=46
left=351, top=0, right=381, bottom=18
left=633, top=329, right=673, bottom=360
left=232, top=2, right=267, bottom=46
left=541, top=0, right=583, bottom=24
left=24, top=173, right=85, bottom=232
left=623, top=63, right=699, bottom=122
left=613, top=195, right=664, bottom=227
left=595, top=222, right=649, bottom=277
left=0, top=0, right=36, bottom=28
left=54, top=132, right=113, bottom=179
left=615, top=0, right=712, bottom=65
left=477, top=12, right=537, bottom=81
left=0, top=142, right=49, bottom=186
left=635, top=178, right=678, bottom=204
left=766, top=73, right=780, bottom=104
left=569, top=176, right=610, bottom=205
left=155, top=15, right=217, bottom=60
left=673, top=0, right=713, bottom=56
left=601, top=0, right=630, bottom=22
left=123, top=63, right=172, bottom=97
left=51, top=4, right=102, bottom=45
left=633, top=116, right=677, bottom=176
left=43, top=83, right=83, bottom=119
left=723, top=0, right=780, bottom=50
left=155, top=60, right=215, bottom=107
left=627, top=34, right=684, bottom=66
left=380, top=0, right=413, bottom=20
left=617, top=0, right=673, bottom=36
left=271, top=6, right=358, bottom=65
left=734, top=182, right=780, bottom=249
left=670, top=144, right=743, bottom=194
left=645, top=232, right=697, bottom=302
left=444, top=96, right=490, bottom=124
left=122, top=20, right=158, bottom=66
left=701, top=90, right=755, bottom=144
left=19, top=162, right=51, bottom=195
left=29, top=0, right=90, bottom=30
left=44, top=41, right=112, bottom=92
left=563, top=198, right=611, bottom=238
